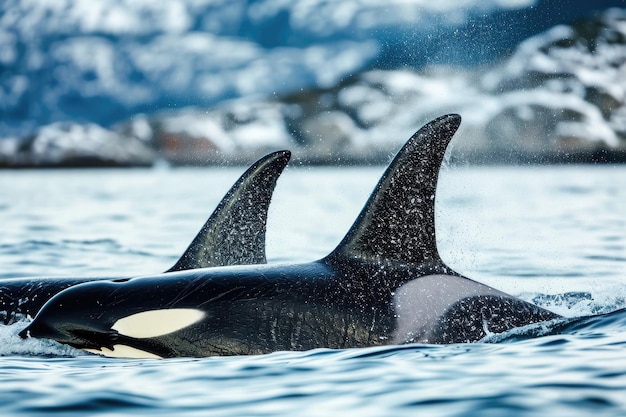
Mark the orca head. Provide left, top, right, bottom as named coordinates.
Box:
left=19, top=280, right=125, bottom=348
left=20, top=279, right=206, bottom=359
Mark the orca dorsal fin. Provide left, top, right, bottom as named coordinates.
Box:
left=167, top=150, right=290, bottom=272
left=325, top=114, right=460, bottom=267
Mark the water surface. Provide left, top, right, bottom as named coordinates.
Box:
left=0, top=165, right=625, bottom=416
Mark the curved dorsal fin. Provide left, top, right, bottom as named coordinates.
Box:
left=325, top=114, right=460, bottom=266
left=167, top=150, right=291, bottom=272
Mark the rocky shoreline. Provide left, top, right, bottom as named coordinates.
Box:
left=2, top=7, right=626, bottom=168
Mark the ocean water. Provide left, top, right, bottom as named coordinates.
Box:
left=0, top=164, right=625, bottom=416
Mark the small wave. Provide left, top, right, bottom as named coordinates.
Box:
left=19, top=393, right=155, bottom=415
left=531, top=291, right=595, bottom=313
left=483, top=308, right=626, bottom=344
left=481, top=317, right=578, bottom=344
left=1, top=239, right=154, bottom=257
left=560, top=308, right=626, bottom=335
left=526, top=290, right=626, bottom=317
left=0, top=320, right=86, bottom=358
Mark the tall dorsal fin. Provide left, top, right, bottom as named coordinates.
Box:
left=167, top=150, right=290, bottom=272
left=325, top=114, right=461, bottom=266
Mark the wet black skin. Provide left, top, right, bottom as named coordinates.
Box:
left=0, top=151, right=291, bottom=324
left=0, top=276, right=119, bottom=325
left=21, top=115, right=561, bottom=357
left=21, top=258, right=454, bottom=357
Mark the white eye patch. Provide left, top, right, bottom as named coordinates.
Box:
left=112, top=308, right=206, bottom=339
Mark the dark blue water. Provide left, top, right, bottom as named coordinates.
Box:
left=0, top=165, right=625, bottom=416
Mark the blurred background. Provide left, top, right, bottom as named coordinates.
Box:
left=1, top=0, right=625, bottom=167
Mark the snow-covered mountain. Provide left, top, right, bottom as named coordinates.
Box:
left=1, top=1, right=624, bottom=166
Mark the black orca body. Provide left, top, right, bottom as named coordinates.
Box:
left=0, top=151, right=290, bottom=324
left=21, top=115, right=560, bottom=358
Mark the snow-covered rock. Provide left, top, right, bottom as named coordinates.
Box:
left=481, top=8, right=626, bottom=155
left=145, top=104, right=293, bottom=165
left=1, top=0, right=620, bottom=136
left=0, top=123, right=155, bottom=167
left=2, top=6, right=626, bottom=166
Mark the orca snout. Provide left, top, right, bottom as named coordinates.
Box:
left=20, top=317, right=115, bottom=350
left=18, top=326, right=30, bottom=339
left=19, top=319, right=61, bottom=341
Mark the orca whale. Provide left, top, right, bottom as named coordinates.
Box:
left=21, top=114, right=560, bottom=358
left=0, top=150, right=290, bottom=324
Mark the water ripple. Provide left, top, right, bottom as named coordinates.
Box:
left=0, top=167, right=625, bottom=416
